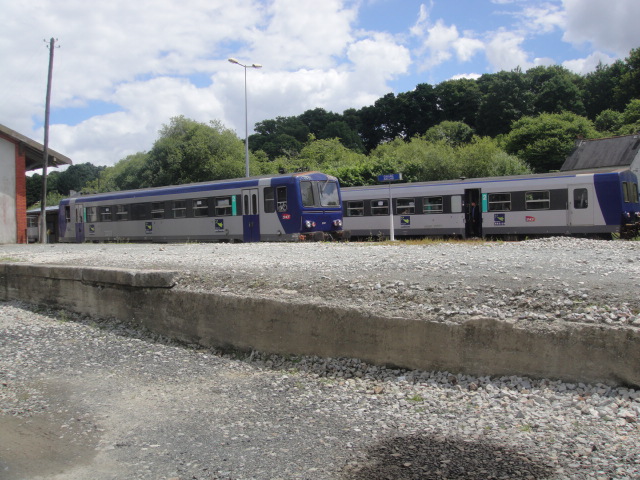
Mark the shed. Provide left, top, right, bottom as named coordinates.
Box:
left=561, top=133, right=640, bottom=178
left=0, top=123, right=72, bottom=243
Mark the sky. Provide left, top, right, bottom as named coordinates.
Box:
left=0, top=0, right=639, bottom=170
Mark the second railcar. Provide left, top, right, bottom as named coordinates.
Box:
left=342, top=169, right=640, bottom=240
left=58, top=172, right=346, bottom=243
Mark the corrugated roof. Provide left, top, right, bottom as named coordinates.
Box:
left=0, top=123, right=73, bottom=171
left=561, top=134, right=640, bottom=171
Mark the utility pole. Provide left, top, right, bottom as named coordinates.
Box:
left=39, top=37, right=56, bottom=243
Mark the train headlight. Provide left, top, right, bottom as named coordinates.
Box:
left=304, top=220, right=316, bottom=229
left=333, top=219, right=343, bottom=228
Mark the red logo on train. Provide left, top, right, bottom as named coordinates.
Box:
left=526, top=216, right=536, bottom=222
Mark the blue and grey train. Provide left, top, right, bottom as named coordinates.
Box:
left=341, top=169, right=640, bottom=240
left=58, top=171, right=346, bottom=243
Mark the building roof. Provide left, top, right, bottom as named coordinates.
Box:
left=0, top=123, right=72, bottom=171
left=561, top=134, right=640, bottom=171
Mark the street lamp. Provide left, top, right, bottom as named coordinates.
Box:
left=228, top=58, right=262, bottom=177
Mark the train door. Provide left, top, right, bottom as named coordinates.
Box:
left=568, top=184, right=594, bottom=226
left=242, top=188, right=260, bottom=242
left=464, top=188, right=482, bottom=238
left=74, top=203, right=85, bottom=243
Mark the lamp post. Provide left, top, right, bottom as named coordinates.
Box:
left=228, top=58, right=262, bottom=177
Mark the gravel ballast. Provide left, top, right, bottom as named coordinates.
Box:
left=1, top=238, right=639, bottom=479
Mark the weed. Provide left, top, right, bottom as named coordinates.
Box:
left=407, top=394, right=424, bottom=403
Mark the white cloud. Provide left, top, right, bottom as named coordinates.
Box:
left=562, top=0, right=640, bottom=55
left=520, top=4, right=565, bottom=34
left=485, top=29, right=534, bottom=71
left=562, top=51, right=617, bottom=75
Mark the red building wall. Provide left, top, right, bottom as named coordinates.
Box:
left=15, top=146, right=26, bottom=243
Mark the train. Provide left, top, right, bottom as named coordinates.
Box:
left=341, top=169, right=640, bottom=240
left=57, top=171, right=347, bottom=243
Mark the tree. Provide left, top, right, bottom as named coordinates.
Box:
left=249, top=116, right=310, bottom=160
left=617, top=99, right=640, bottom=134
left=583, top=60, right=627, bottom=118
left=594, top=109, right=623, bottom=134
left=504, top=112, right=598, bottom=172
left=424, top=121, right=474, bottom=147
left=143, top=116, right=245, bottom=187
left=526, top=65, right=585, bottom=116
left=396, top=83, right=440, bottom=138
left=476, top=70, right=535, bottom=137
left=54, top=162, right=104, bottom=195
left=615, top=47, right=640, bottom=108
left=433, top=78, right=482, bottom=128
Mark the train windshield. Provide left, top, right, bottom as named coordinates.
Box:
left=300, top=180, right=340, bottom=208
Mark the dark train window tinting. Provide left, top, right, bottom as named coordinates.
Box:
left=573, top=189, right=588, bottom=209
left=525, top=191, right=550, bottom=210
left=371, top=199, right=389, bottom=216
left=264, top=187, right=275, bottom=213
left=488, top=193, right=511, bottom=212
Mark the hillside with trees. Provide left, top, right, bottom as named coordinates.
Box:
left=29, top=47, right=640, bottom=203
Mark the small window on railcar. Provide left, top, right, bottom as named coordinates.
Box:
left=319, top=181, right=340, bottom=207
left=525, top=191, right=550, bottom=210
left=99, top=206, right=113, bottom=222
left=131, top=203, right=148, bottom=220
left=151, top=202, right=165, bottom=219
left=633, top=183, right=639, bottom=203
left=86, top=206, right=98, bottom=222
left=65, top=206, right=71, bottom=222
left=116, top=204, right=130, bottom=221
left=371, top=199, right=389, bottom=215
left=215, top=197, right=232, bottom=216
left=488, top=193, right=511, bottom=211
left=173, top=200, right=187, bottom=218
left=423, top=196, right=443, bottom=214
left=346, top=201, right=364, bottom=216
left=396, top=198, right=415, bottom=215
left=573, top=189, right=588, bottom=209
left=301, top=181, right=315, bottom=207
left=193, top=198, right=209, bottom=217
left=264, top=187, right=275, bottom=213
left=622, top=182, right=630, bottom=203
left=276, top=186, right=288, bottom=212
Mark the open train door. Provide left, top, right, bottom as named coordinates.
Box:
left=568, top=184, right=594, bottom=228
left=242, top=188, right=260, bottom=242
left=464, top=188, right=482, bottom=238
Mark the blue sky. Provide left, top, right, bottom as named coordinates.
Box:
left=0, top=0, right=638, bottom=168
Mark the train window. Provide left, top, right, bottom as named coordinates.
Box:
left=65, top=206, right=71, bottom=222
left=301, top=181, right=315, bottom=207
left=423, top=196, right=443, bottom=214
left=525, top=191, right=550, bottom=210
left=193, top=198, right=209, bottom=217
left=319, top=181, right=340, bottom=207
left=276, top=186, right=288, bottom=212
left=371, top=199, right=389, bottom=216
left=347, top=201, right=364, bottom=216
left=633, top=183, right=639, bottom=203
left=27, top=216, right=38, bottom=228
left=215, top=197, right=232, bottom=216
left=488, top=193, right=511, bottom=211
left=264, top=187, right=275, bottom=213
left=396, top=198, right=415, bottom=215
left=173, top=200, right=187, bottom=218
left=99, top=206, right=113, bottom=222
left=573, top=189, right=588, bottom=209
left=86, top=206, right=98, bottom=222
left=131, top=203, right=148, bottom=220
left=622, top=182, right=638, bottom=203
left=151, top=202, right=165, bottom=219
left=116, top=204, right=130, bottom=221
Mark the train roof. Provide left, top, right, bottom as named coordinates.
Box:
left=60, top=171, right=335, bottom=204
left=341, top=167, right=634, bottom=192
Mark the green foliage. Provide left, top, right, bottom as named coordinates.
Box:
left=142, top=116, right=245, bottom=186
left=504, top=112, right=598, bottom=172
left=594, top=109, right=623, bottom=133
left=424, top=121, right=474, bottom=147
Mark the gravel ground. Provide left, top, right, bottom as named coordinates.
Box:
left=1, top=238, right=640, bottom=479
